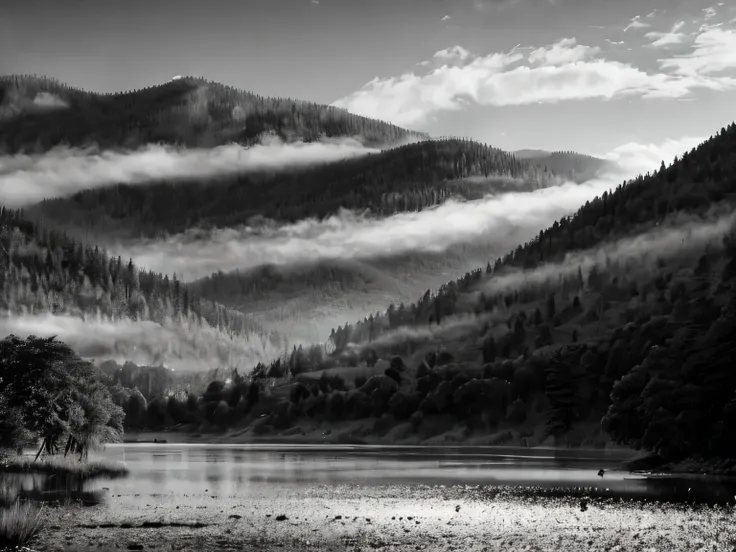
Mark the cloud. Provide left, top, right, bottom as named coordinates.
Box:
left=31, top=92, right=68, bottom=110
left=433, top=45, right=472, bottom=62
left=0, top=138, right=379, bottom=208
left=606, top=39, right=625, bottom=46
left=598, top=136, right=706, bottom=175
left=646, top=21, right=688, bottom=48
left=0, top=312, right=282, bottom=371
left=624, top=16, right=651, bottom=32
left=442, top=15, right=451, bottom=21
left=659, top=28, right=736, bottom=76
left=527, top=38, right=600, bottom=66
left=110, top=136, right=701, bottom=282
left=482, top=208, right=736, bottom=296
left=332, top=34, right=736, bottom=126
left=703, top=7, right=716, bottom=21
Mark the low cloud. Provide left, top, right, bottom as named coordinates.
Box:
left=482, top=208, right=736, bottom=296
left=0, top=312, right=281, bottom=372
left=0, top=138, right=379, bottom=207
left=32, top=92, right=69, bottom=110
left=110, top=136, right=702, bottom=282
left=331, top=34, right=736, bottom=126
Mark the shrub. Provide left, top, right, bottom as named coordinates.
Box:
left=345, top=391, right=371, bottom=419
left=354, top=374, right=368, bottom=389
left=252, top=419, right=273, bottom=435
left=0, top=502, right=44, bottom=549
left=505, top=398, right=528, bottom=424
left=410, top=411, right=423, bottom=430
left=325, top=392, right=346, bottom=421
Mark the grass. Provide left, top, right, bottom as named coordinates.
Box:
left=0, top=456, right=129, bottom=480
left=0, top=502, right=44, bottom=550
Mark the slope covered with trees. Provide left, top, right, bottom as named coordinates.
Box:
left=191, top=123, right=736, bottom=465
left=0, top=206, right=284, bottom=368
left=0, top=74, right=427, bottom=152
left=36, top=138, right=561, bottom=237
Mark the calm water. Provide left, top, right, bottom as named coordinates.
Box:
left=72, top=444, right=736, bottom=506
left=6, top=446, right=736, bottom=508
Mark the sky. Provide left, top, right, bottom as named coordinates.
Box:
left=1, top=0, right=735, bottom=154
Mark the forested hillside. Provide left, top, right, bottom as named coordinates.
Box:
left=0, top=74, right=427, bottom=152
left=0, top=206, right=284, bottom=368
left=217, top=123, right=736, bottom=462
left=35, top=138, right=561, bottom=237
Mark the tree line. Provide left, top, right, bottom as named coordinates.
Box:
left=0, top=74, right=427, bottom=152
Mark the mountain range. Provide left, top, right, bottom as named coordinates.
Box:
left=3, top=75, right=732, bottom=462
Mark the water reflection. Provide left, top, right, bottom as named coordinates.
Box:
left=4, top=446, right=735, bottom=508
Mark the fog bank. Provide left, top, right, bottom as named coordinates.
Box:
left=0, top=312, right=282, bottom=372
left=0, top=137, right=378, bottom=207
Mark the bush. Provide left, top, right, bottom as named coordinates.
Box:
left=0, top=502, right=44, bottom=549
left=505, top=398, right=528, bottom=424
left=410, top=410, right=423, bottom=430
left=416, top=372, right=442, bottom=395
left=345, top=391, right=371, bottom=418
left=325, top=392, right=346, bottom=421
left=252, top=419, right=274, bottom=435
left=354, top=374, right=368, bottom=389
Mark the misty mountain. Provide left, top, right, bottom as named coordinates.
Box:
left=238, top=122, right=736, bottom=459
left=514, top=149, right=615, bottom=182
left=0, top=207, right=285, bottom=369
left=0, top=74, right=427, bottom=152
left=33, top=138, right=565, bottom=238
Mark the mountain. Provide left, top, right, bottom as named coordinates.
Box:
left=33, top=138, right=563, bottom=239
left=225, top=123, right=736, bottom=462
left=0, top=206, right=285, bottom=370
left=0, top=74, right=428, bottom=152
left=514, top=149, right=615, bottom=182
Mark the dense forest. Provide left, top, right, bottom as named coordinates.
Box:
left=0, top=74, right=427, bottom=152
left=35, top=138, right=564, bottom=237
left=0, top=206, right=285, bottom=368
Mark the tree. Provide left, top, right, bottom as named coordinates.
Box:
left=0, top=334, right=124, bottom=459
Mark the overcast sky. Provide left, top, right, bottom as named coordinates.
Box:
left=2, top=0, right=735, bottom=154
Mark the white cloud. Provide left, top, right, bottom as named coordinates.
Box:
left=646, top=10, right=657, bottom=18
left=703, top=7, right=716, bottom=21
left=441, top=15, right=451, bottom=21
left=0, top=138, right=380, bottom=207
left=433, top=45, right=472, bottom=62
left=527, top=37, right=600, bottom=66
left=646, top=21, right=689, bottom=48
left=332, top=35, right=736, bottom=126
left=624, top=16, right=651, bottom=32
left=659, top=28, right=736, bottom=76
left=32, top=92, right=68, bottom=109
left=606, top=39, right=625, bottom=46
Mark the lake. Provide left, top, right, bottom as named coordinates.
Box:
left=18, top=445, right=736, bottom=551
left=87, top=444, right=736, bottom=506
